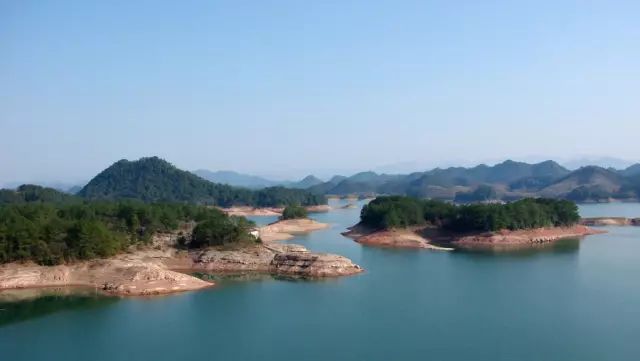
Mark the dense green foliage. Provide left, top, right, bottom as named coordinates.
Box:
left=190, top=215, right=256, bottom=248
left=78, top=157, right=325, bottom=207
left=360, top=196, right=427, bottom=229
left=253, top=187, right=324, bottom=207
left=360, top=196, right=580, bottom=232
left=0, top=185, right=78, bottom=205
left=0, top=201, right=255, bottom=265
left=280, top=205, right=308, bottom=220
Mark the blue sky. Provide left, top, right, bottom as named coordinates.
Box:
left=1, top=0, right=639, bottom=184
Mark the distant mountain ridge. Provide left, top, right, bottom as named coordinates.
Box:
left=193, top=169, right=324, bottom=189
left=308, top=160, right=640, bottom=202
left=192, top=170, right=278, bottom=189
left=4, top=159, right=639, bottom=205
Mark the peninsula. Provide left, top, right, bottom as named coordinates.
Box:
left=0, top=198, right=360, bottom=297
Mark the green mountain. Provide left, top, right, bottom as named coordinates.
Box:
left=539, top=166, right=626, bottom=201
left=78, top=157, right=324, bottom=207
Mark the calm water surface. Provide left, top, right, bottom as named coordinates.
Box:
left=1, top=200, right=640, bottom=361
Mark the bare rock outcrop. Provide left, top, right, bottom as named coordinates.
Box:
left=269, top=252, right=362, bottom=277
left=185, top=243, right=362, bottom=277
left=0, top=259, right=213, bottom=296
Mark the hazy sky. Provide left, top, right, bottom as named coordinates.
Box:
left=1, top=0, right=639, bottom=185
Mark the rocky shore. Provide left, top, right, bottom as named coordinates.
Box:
left=0, top=222, right=361, bottom=297
left=172, top=243, right=362, bottom=277
left=0, top=257, right=213, bottom=297
left=580, top=217, right=640, bottom=226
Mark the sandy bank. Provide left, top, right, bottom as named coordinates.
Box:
left=220, top=205, right=332, bottom=217
left=342, top=225, right=453, bottom=251
left=221, top=206, right=282, bottom=217
left=580, top=217, right=640, bottom=226
left=259, top=219, right=330, bottom=242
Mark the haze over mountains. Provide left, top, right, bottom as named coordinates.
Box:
left=196, top=160, right=640, bottom=202
left=2, top=157, right=640, bottom=204
left=192, top=170, right=324, bottom=190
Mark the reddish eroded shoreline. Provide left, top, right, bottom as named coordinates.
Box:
left=343, top=226, right=453, bottom=250
left=452, top=225, right=604, bottom=245
left=344, top=223, right=605, bottom=250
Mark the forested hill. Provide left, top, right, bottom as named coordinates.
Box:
left=0, top=184, right=78, bottom=205
left=77, top=157, right=325, bottom=207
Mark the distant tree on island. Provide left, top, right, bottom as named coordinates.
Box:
left=360, top=196, right=580, bottom=232
left=280, top=205, right=308, bottom=220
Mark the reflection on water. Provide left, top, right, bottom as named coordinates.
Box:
left=192, top=271, right=343, bottom=284
left=0, top=287, right=117, bottom=327
left=454, top=237, right=581, bottom=257
left=193, top=272, right=275, bottom=283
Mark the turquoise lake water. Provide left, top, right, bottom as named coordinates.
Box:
left=1, top=200, right=640, bottom=361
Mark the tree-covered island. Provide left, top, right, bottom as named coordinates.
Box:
left=347, top=196, right=598, bottom=250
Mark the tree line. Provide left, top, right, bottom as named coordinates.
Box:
left=0, top=201, right=256, bottom=265
left=360, top=196, right=580, bottom=232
